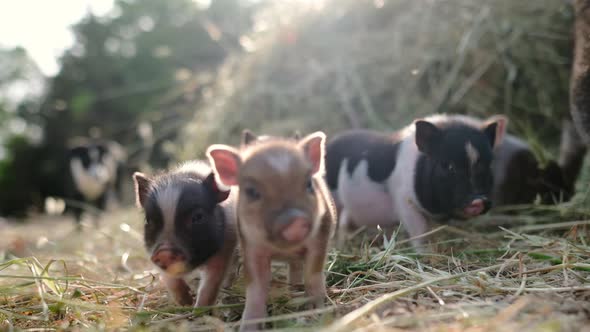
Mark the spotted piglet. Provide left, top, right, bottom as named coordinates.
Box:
left=207, top=132, right=336, bottom=331
left=325, top=114, right=507, bottom=249
left=133, top=161, right=238, bottom=307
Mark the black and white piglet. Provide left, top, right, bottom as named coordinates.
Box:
left=133, top=161, right=238, bottom=306
left=66, top=139, right=126, bottom=227
left=427, top=116, right=570, bottom=206
left=326, top=114, right=507, bottom=248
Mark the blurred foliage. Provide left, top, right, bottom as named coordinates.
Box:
left=0, top=136, right=43, bottom=216
left=179, top=0, right=574, bottom=164
left=0, top=0, right=258, bottom=216
left=0, top=47, right=45, bottom=216
left=0, top=0, right=579, bottom=216
left=43, top=0, right=255, bottom=150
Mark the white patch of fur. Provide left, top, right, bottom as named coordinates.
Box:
left=175, top=160, right=212, bottom=177
left=264, top=151, right=295, bottom=174
left=335, top=131, right=431, bottom=244
left=155, top=185, right=181, bottom=236
left=70, top=158, right=110, bottom=201
left=466, top=141, right=479, bottom=167
left=336, top=159, right=395, bottom=226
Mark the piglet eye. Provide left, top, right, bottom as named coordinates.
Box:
left=306, top=177, right=314, bottom=193
left=244, top=186, right=261, bottom=201
left=442, top=162, right=455, bottom=173
left=191, top=209, right=205, bottom=225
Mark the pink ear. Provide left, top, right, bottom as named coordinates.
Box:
left=133, top=172, right=152, bottom=208
left=299, top=131, right=326, bottom=174
left=483, top=115, right=508, bottom=148
left=206, top=145, right=241, bottom=186
left=204, top=172, right=231, bottom=203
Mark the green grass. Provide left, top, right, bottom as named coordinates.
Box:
left=1, top=194, right=590, bottom=331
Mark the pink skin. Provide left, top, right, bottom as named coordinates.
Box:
left=151, top=248, right=186, bottom=271
left=207, top=132, right=330, bottom=331
left=241, top=248, right=272, bottom=332
left=162, top=275, right=194, bottom=306
left=463, top=198, right=484, bottom=217
left=282, top=218, right=311, bottom=243
left=195, top=253, right=232, bottom=307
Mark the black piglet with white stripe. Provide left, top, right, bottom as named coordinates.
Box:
left=325, top=114, right=507, bottom=249
left=133, top=161, right=238, bottom=306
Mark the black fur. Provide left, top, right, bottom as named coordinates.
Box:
left=325, top=129, right=400, bottom=189
left=414, top=123, right=494, bottom=217
left=142, top=168, right=227, bottom=271
left=493, top=136, right=570, bottom=206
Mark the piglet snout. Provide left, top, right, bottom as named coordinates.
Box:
left=151, top=246, right=186, bottom=273
left=282, top=217, right=311, bottom=243
left=463, top=197, right=490, bottom=217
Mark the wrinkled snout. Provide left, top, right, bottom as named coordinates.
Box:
left=462, top=196, right=491, bottom=217
left=275, top=209, right=312, bottom=243
left=151, top=244, right=187, bottom=275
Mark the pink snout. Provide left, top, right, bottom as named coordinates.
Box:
left=281, top=217, right=311, bottom=243
left=463, top=198, right=485, bottom=217
left=151, top=245, right=186, bottom=271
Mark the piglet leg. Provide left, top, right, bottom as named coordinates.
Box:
left=240, top=248, right=271, bottom=332
left=397, top=199, right=429, bottom=252
left=161, top=275, right=194, bottom=306
left=222, top=249, right=240, bottom=289
left=195, top=253, right=230, bottom=307
left=304, top=240, right=328, bottom=308
left=334, top=209, right=351, bottom=249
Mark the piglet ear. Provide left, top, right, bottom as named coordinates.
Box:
left=241, top=129, right=257, bottom=147
left=292, top=130, right=301, bottom=140
left=299, top=131, right=326, bottom=175
left=133, top=172, right=152, bottom=208
left=415, top=120, right=441, bottom=156
left=206, top=144, right=242, bottom=187
left=482, top=115, right=508, bottom=148
left=204, top=172, right=231, bottom=203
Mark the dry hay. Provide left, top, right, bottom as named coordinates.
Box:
left=0, top=201, right=589, bottom=331
left=179, top=0, right=572, bottom=164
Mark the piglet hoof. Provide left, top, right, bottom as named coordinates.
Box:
left=308, top=297, right=325, bottom=310
left=239, top=320, right=263, bottom=332
left=176, top=293, right=195, bottom=307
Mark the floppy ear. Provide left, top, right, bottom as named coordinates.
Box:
left=415, top=120, right=441, bottom=156
left=299, top=131, right=326, bottom=174
left=133, top=172, right=152, bottom=208
left=241, top=129, right=257, bottom=147
left=482, top=115, right=508, bottom=148
left=204, top=172, right=231, bottom=203
left=206, top=144, right=242, bottom=186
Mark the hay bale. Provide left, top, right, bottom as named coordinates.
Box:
left=179, top=0, right=573, bottom=161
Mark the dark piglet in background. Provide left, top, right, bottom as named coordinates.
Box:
left=492, top=134, right=569, bottom=206
left=207, top=131, right=336, bottom=331
left=133, top=161, right=237, bottom=306
left=326, top=114, right=507, bottom=248
left=66, top=139, right=127, bottom=227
